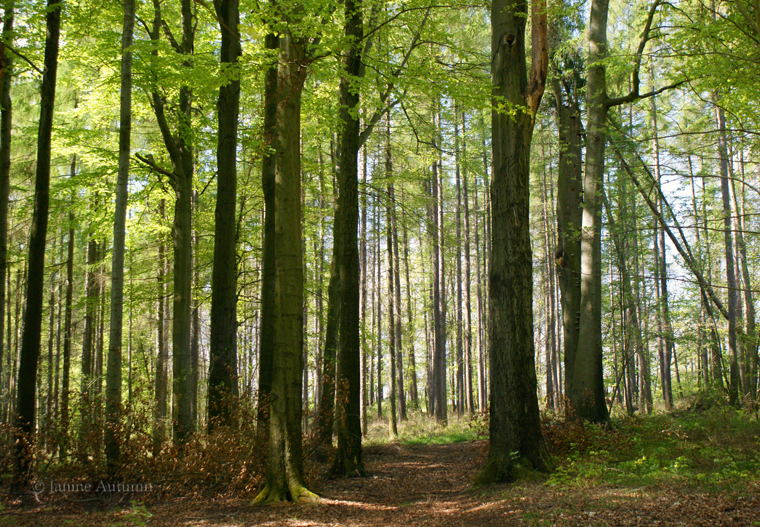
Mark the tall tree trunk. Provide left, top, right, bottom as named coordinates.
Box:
left=478, top=0, right=551, bottom=484
left=391, top=184, right=406, bottom=422
left=105, top=0, right=134, bottom=471
left=401, top=188, right=419, bottom=408
left=474, top=167, right=486, bottom=412
left=552, top=79, right=583, bottom=407
left=376, top=197, right=383, bottom=419
left=153, top=199, right=168, bottom=456
left=731, top=157, right=755, bottom=399
left=0, top=1, right=12, bottom=421
left=455, top=107, right=464, bottom=417
left=208, top=0, right=241, bottom=430
left=254, top=23, right=317, bottom=503
left=360, top=125, right=369, bottom=432
left=461, top=112, right=474, bottom=414
left=257, top=19, right=279, bottom=430
left=540, top=154, right=556, bottom=411
left=140, top=0, right=196, bottom=444
left=317, top=192, right=339, bottom=445
left=386, top=183, right=398, bottom=437
left=60, top=195, right=74, bottom=458
left=572, top=0, right=611, bottom=423
left=650, top=91, right=674, bottom=410
left=333, top=0, right=366, bottom=475
left=431, top=109, right=447, bottom=423
left=716, top=105, right=740, bottom=405
left=13, top=0, right=61, bottom=483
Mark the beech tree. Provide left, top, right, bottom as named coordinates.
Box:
left=208, top=0, right=241, bottom=430
left=478, top=0, right=551, bottom=483
left=13, top=0, right=62, bottom=483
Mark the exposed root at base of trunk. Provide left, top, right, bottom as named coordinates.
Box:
left=253, top=483, right=320, bottom=505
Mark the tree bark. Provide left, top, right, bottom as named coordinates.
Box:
left=208, top=0, right=242, bottom=430
left=391, top=184, right=406, bottom=421
left=552, top=79, right=582, bottom=406
left=105, top=0, right=134, bottom=471
left=455, top=107, right=464, bottom=417
left=254, top=23, right=317, bottom=503
left=400, top=188, right=419, bottom=408
left=478, top=0, right=551, bottom=483
left=0, top=1, right=12, bottom=422
left=716, top=105, right=740, bottom=404
left=153, top=199, right=168, bottom=457
left=333, top=0, right=366, bottom=475
left=13, top=0, right=61, bottom=483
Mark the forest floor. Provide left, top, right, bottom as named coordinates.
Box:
left=3, top=408, right=760, bottom=526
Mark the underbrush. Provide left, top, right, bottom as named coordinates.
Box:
left=1, top=391, right=269, bottom=503
left=544, top=405, right=760, bottom=494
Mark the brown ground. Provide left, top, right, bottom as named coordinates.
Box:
left=4, top=441, right=759, bottom=526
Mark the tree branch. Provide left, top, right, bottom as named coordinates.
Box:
left=135, top=153, right=176, bottom=181
left=4, top=43, right=43, bottom=75
left=605, top=0, right=662, bottom=108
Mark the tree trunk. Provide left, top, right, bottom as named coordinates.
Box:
left=552, top=80, right=583, bottom=407
left=254, top=25, right=316, bottom=503
left=460, top=113, right=474, bottom=414
left=13, top=0, right=61, bottom=483
left=386, top=183, right=398, bottom=437
left=153, top=199, right=168, bottom=456
left=650, top=92, right=674, bottom=410
left=391, top=184, right=406, bottom=422
left=105, top=0, right=134, bottom=471
left=333, top=0, right=366, bottom=475
left=431, top=110, right=447, bottom=423
left=360, top=124, right=368, bottom=432
left=732, top=153, right=756, bottom=399
left=716, top=105, right=740, bottom=405
left=455, top=107, right=464, bottom=417
left=572, top=0, right=610, bottom=423
left=257, top=22, right=278, bottom=430
left=474, top=164, right=486, bottom=412
left=0, top=1, right=12, bottom=423
left=208, top=0, right=241, bottom=430
left=478, top=0, right=551, bottom=483
left=401, top=188, right=419, bottom=408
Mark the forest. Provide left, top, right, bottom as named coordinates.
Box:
left=1, top=0, right=760, bottom=524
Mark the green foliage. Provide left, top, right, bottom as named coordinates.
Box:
left=545, top=410, right=760, bottom=493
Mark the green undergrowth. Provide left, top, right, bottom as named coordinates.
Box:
left=544, top=405, right=760, bottom=494
left=363, top=411, right=482, bottom=447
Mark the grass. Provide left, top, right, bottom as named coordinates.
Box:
left=363, top=411, right=482, bottom=447
left=544, top=405, right=760, bottom=494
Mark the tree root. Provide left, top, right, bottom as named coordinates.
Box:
left=253, top=483, right=320, bottom=505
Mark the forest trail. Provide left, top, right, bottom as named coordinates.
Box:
left=7, top=440, right=760, bottom=526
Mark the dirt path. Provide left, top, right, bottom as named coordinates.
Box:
left=5, top=441, right=759, bottom=526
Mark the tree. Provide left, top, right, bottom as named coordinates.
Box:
left=332, top=0, right=366, bottom=476
left=254, top=7, right=317, bottom=502
left=13, top=0, right=62, bottom=483
left=208, top=0, right=241, bottom=430
left=0, top=2, right=12, bottom=424
left=478, top=0, right=551, bottom=483
left=137, top=0, right=197, bottom=445
left=105, top=0, right=135, bottom=472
